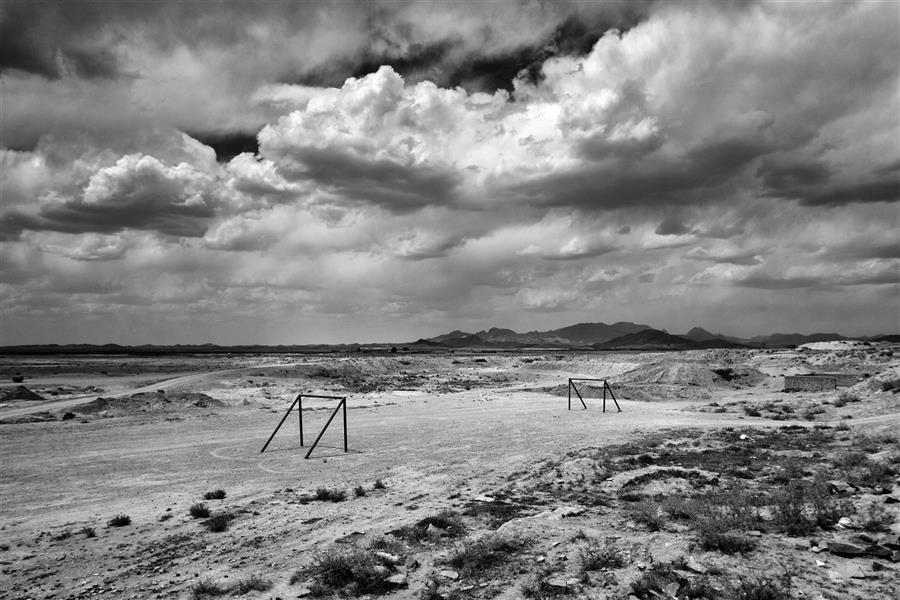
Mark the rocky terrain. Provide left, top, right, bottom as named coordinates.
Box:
left=0, top=345, right=898, bottom=599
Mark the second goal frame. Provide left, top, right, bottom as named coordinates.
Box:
left=568, top=378, right=621, bottom=413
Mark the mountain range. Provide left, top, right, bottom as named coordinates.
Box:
left=413, top=322, right=897, bottom=350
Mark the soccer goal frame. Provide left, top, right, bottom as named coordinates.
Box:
left=260, top=394, right=348, bottom=459
left=568, top=378, right=621, bottom=413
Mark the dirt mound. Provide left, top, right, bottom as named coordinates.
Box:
left=613, top=361, right=763, bottom=387
left=76, top=391, right=224, bottom=416
left=0, top=385, right=45, bottom=402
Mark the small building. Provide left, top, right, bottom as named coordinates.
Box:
left=783, top=373, right=859, bottom=392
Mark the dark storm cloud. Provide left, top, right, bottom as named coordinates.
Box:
left=284, top=2, right=652, bottom=93
left=187, top=131, right=260, bottom=162
left=655, top=217, right=692, bottom=236
left=2, top=200, right=212, bottom=239
left=758, top=157, right=899, bottom=207
left=277, top=147, right=460, bottom=213
left=504, top=136, right=770, bottom=211
left=734, top=268, right=900, bottom=290
left=0, top=1, right=123, bottom=79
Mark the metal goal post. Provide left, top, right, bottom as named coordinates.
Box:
left=260, top=394, right=348, bottom=459
left=567, top=378, right=621, bottom=413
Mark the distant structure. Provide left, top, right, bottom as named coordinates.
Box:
left=784, top=373, right=859, bottom=392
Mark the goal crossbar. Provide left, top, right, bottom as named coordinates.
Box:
left=567, top=378, right=621, bottom=413
left=260, top=394, right=348, bottom=459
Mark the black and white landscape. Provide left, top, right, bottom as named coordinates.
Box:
left=1, top=2, right=899, bottom=600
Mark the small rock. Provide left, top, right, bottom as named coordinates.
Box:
left=747, top=530, right=762, bottom=537
left=892, top=550, right=900, bottom=563
left=827, top=540, right=867, bottom=557
left=536, top=556, right=545, bottom=563
left=545, top=578, right=568, bottom=590
left=439, top=570, right=459, bottom=580
left=865, top=544, right=892, bottom=559
left=686, top=557, right=706, bottom=574
left=473, top=495, right=495, bottom=502
left=884, top=495, right=899, bottom=504
left=837, top=517, right=860, bottom=530
left=405, top=557, right=419, bottom=570
left=815, top=560, right=826, bottom=567
left=426, top=524, right=445, bottom=537
left=386, top=573, right=407, bottom=586
left=374, top=551, right=401, bottom=564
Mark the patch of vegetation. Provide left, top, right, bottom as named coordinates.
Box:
left=462, top=500, right=529, bottom=528
left=880, top=379, right=900, bottom=393
left=299, top=547, right=393, bottom=596
left=445, top=534, right=525, bottom=578
left=354, top=485, right=367, bottom=497
left=233, top=574, right=272, bottom=594
left=52, top=529, right=72, bottom=541
left=579, top=541, right=626, bottom=571
left=392, top=510, right=466, bottom=542
left=833, top=451, right=896, bottom=488
left=204, top=489, right=227, bottom=500
left=314, top=487, right=347, bottom=503
left=769, top=478, right=851, bottom=535
left=189, top=503, right=210, bottom=518
left=191, top=578, right=228, bottom=599
left=630, top=500, right=666, bottom=531
left=630, top=564, right=718, bottom=599
left=521, top=568, right=567, bottom=598
left=80, top=526, right=96, bottom=538
left=859, top=501, right=893, bottom=532
left=203, top=513, right=234, bottom=532
left=373, top=479, right=387, bottom=489
left=107, top=514, right=131, bottom=527
left=726, top=575, right=792, bottom=600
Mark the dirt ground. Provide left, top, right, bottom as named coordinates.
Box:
left=0, top=347, right=898, bottom=599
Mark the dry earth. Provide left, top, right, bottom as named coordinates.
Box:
left=0, top=347, right=898, bottom=600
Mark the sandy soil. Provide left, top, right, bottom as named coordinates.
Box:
left=0, top=348, right=898, bottom=599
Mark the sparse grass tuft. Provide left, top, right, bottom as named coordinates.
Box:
left=203, top=513, right=234, bottom=532
left=233, top=574, right=272, bottom=594
left=314, top=487, right=347, bottom=502
left=726, top=575, right=792, bottom=600
left=354, top=485, right=367, bottom=497
left=630, top=500, right=666, bottom=531
left=770, top=478, right=851, bottom=535
left=373, top=479, right=387, bottom=490
left=859, top=501, right=893, bottom=532
left=107, top=514, right=131, bottom=527
left=191, top=578, right=228, bottom=599
left=392, top=510, right=466, bottom=542
left=204, top=489, right=226, bottom=500
left=80, top=526, right=96, bottom=538
left=446, top=534, right=525, bottom=577
left=579, top=541, right=626, bottom=571
left=52, top=529, right=72, bottom=541
left=189, top=503, right=210, bottom=518
left=301, top=547, right=393, bottom=596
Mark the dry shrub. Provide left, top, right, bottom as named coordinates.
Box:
left=446, top=534, right=525, bottom=577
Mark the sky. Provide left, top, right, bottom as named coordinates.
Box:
left=1, top=0, right=899, bottom=345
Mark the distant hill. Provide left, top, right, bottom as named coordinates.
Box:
left=750, top=332, right=847, bottom=347
left=545, top=321, right=653, bottom=344
left=684, top=326, right=745, bottom=345
left=423, top=321, right=654, bottom=347
left=596, top=329, right=743, bottom=350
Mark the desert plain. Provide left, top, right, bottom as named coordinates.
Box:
left=1, top=344, right=899, bottom=600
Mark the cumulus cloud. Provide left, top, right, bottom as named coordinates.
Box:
left=2, top=154, right=219, bottom=238
left=1, top=1, right=898, bottom=344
